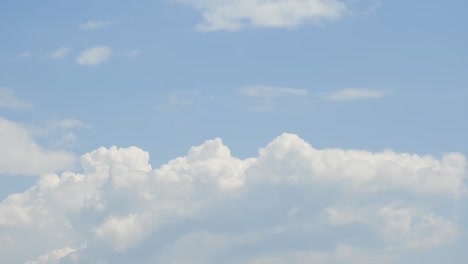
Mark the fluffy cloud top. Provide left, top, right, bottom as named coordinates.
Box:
left=181, top=0, right=347, bottom=31
left=0, top=118, right=76, bottom=175
left=0, top=134, right=466, bottom=263
left=76, top=46, right=112, bottom=66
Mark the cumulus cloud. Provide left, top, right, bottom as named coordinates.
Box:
left=0, top=134, right=466, bottom=263
left=327, top=88, right=388, bottom=101
left=48, top=47, right=70, bottom=59
left=78, top=20, right=115, bottom=31
left=0, top=87, right=33, bottom=110
left=180, top=0, right=347, bottom=31
left=0, top=117, right=76, bottom=175
left=76, top=46, right=112, bottom=66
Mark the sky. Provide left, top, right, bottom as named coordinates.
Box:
left=0, top=0, right=467, bottom=263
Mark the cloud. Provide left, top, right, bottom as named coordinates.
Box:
left=17, top=51, right=32, bottom=58
left=327, top=88, right=388, bottom=101
left=180, top=0, right=347, bottom=31
left=48, top=47, right=70, bottom=59
left=240, top=86, right=308, bottom=98
left=25, top=246, right=83, bottom=264
left=47, top=118, right=91, bottom=130
left=155, top=91, right=201, bottom=112
left=239, top=85, right=309, bottom=112
left=0, top=87, right=33, bottom=110
left=0, top=117, right=76, bottom=175
left=0, top=134, right=466, bottom=263
left=78, top=20, right=115, bottom=31
left=76, top=46, right=112, bottom=66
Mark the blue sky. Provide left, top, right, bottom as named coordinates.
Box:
left=0, top=0, right=467, bottom=263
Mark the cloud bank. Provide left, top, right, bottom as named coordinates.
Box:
left=181, top=0, right=347, bottom=31
left=0, top=134, right=466, bottom=263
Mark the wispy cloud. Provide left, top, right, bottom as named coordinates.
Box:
left=240, top=85, right=308, bottom=98
left=0, top=88, right=33, bottom=110
left=327, top=88, right=388, bottom=101
left=78, top=19, right=116, bottom=31
left=17, top=51, right=32, bottom=59
left=180, top=0, right=347, bottom=31
left=48, top=47, right=70, bottom=59
left=239, top=85, right=309, bottom=112
left=155, top=91, right=201, bottom=112
left=76, top=46, right=112, bottom=66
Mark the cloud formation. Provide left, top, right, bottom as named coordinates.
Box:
left=48, top=47, right=70, bottom=59
left=239, top=85, right=309, bottom=112
left=0, top=134, right=466, bottom=263
left=327, top=88, right=388, bottom=101
left=155, top=91, right=201, bottom=112
left=0, top=134, right=467, bottom=264
left=76, top=46, right=112, bottom=66
left=0, top=87, right=33, bottom=110
left=240, top=86, right=308, bottom=98
left=181, top=0, right=347, bottom=31
left=0, top=118, right=76, bottom=175
left=78, top=20, right=115, bottom=31
left=17, top=51, right=32, bottom=59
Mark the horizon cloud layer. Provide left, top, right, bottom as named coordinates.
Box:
left=0, top=134, right=466, bottom=263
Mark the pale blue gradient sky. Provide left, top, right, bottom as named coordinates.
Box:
left=0, top=1, right=467, bottom=263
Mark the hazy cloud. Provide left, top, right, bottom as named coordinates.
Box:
left=240, top=86, right=308, bottom=98
left=48, top=47, right=70, bottom=59
left=327, top=88, right=388, bottom=101
left=0, top=87, right=33, bottom=110
left=76, top=46, right=112, bottom=66
left=17, top=51, right=32, bottom=58
left=155, top=91, right=201, bottom=112
left=239, top=85, right=309, bottom=112
left=79, top=20, right=115, bottom=31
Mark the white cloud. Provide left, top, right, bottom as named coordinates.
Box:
left=78, top=20, right=115, bottom=31
left=0, top=134, right=466, bottom=263
left=180, top=0, right=347, bottom=31
left=0, top=87, right=33, bottom=110
left=76, top=46, right=112, bottom=66
left=48, top=47, right=70, bottom=59
left=0, top=117, right=76, bottom=175
left=25, top=246, right=83, bottom=264
left=327, top=88, right=388, bottom=101
left=240, top=86, right=308, bottom=98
